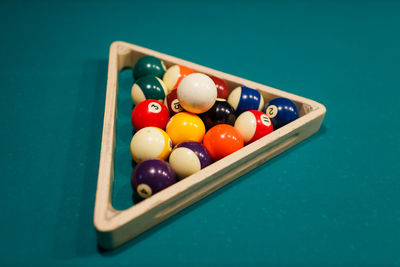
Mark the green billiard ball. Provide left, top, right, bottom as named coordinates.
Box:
left=131, top=75, right=168, bottom=105
left=133, top=55, right=166, bottom=80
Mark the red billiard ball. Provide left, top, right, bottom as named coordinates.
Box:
left=131, top=99, right=170, bottom=131
left=165, top=89, right=184, bottom=116
left=234, top=110, right=273, bottom=144
left=209, top=75, right=230, bottom=99
left=203, top=124, right=244, bottom=161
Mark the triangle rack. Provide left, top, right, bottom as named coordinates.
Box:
left=94, top=41, right=326, bottom=250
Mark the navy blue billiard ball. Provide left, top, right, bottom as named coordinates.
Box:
left=200, top=99, right=236, bottom=130
left=263, top=97, right=299, bottom=129
left=227, top=86, right=264, bottom=115
left=131, top=159, right=176, bottom=199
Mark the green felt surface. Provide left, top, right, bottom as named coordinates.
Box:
left=1, top=0, right=400, bottom=266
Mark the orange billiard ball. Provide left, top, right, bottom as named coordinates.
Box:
left=163, top=65, right=195, bottom=93
left=203, top=124, right=244, bottom=161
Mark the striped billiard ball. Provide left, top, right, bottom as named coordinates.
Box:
left=234, top=110, right=273, bottom=144
left=130, top=127, right=172, bottom=163
left=163, top=65, right=194, bottom=93
left=227, top=86, right=264, bottom=115
left=169, top=141, right=212, bottom=180
left=131, top=75, right=168, bottom=105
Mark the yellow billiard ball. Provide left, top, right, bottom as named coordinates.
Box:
left=166, top=112, right=206, bottom=145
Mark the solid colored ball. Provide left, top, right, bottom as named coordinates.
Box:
left=131, top=159, right=176, bottom=199
left=227, top=86, right=264, bottom=115
left=169, top=141, right=212, bottom=180
left=203, top=124, right=244, bottom=161
left=209, top=75, right=230, bottom=99
left=163, top=65, right=194, bottom=93
left=263, top=97, right=299, bottom=129
left=133, top=55, right=166, bottom=80
left=131, top=76, right=168, bottom=105
left=131, top=99, right=170, bottom=131
left=177, top=73, right=217, bottom=114
left=166, top=112, right=206, bottom=145
left=130, top=127, right=172, bottom=163
left=165, top=89, right=184, bottom=116
left=234, top=110, right=274, bottom=144
left=200, top=99, right=236, bottom=130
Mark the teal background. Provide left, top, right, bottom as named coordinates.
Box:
left=1, top=0, right=400, bottom=266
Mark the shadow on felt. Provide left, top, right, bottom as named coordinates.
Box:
left=98, top=124, right=327, bottom=256
left=52, top=59, right=108, bottom=259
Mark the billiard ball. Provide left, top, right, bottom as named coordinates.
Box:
left=133, top=55, right=166, bottom=80
left=200, top=99, right=236, bottom=130
left=131, top=99, right=170, bottom=131
left=130, top=127, right=172, bottom=163
left=131, top=159, right=176, bottom=199
left=203, top=124, right=244, bottom=161
left=234, top=110, right=273, bottom=144
left=165, top=89, right=184, bottom=116
left=163, top=65, right=194, bottom=93
left=227, top=86, right=264, bottom=115
left=166, top=112, right=206, bottom=145
left=169, top=141, right=212, bottom=180
left=263, top=97, right=299, bottom=129
left=209, top=75, right=230, bottom=99
left=177, top=73, right=217, bottom=114
left=131, top=75, right=168, bottom=105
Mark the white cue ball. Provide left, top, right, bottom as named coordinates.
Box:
left=177, top=73, right=217, bottom=114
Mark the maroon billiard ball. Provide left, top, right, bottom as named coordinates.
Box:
left=209, top=75, right=230, bottom=99
left=165, top=89, right=184, bottom=116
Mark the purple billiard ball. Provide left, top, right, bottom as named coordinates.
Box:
left=169, top=141, right=213, bottom=180
left=131, top=159, right=177, bottom=199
